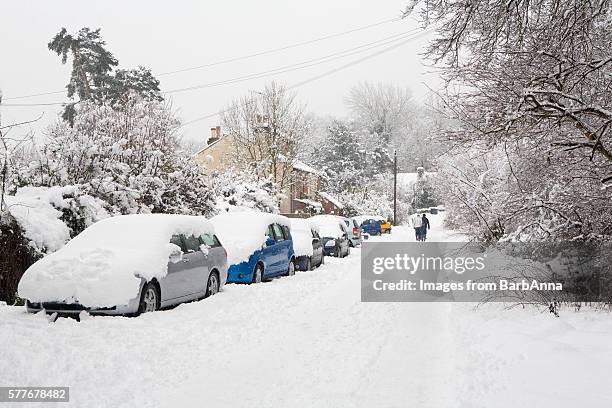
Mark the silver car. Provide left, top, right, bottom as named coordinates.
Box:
left=339, top=216, right=362, bottom=247
left=20, top=215, right=228, bottom=317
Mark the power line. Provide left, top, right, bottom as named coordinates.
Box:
left=1, top=28, right=422, bottom=108
left=156, top=17, right=401, bottom=77
left=2, top=16, right=401, bottom=101
left=164, top=29, right=421, bottom=95
left=181, top=28, right=432, bottom=127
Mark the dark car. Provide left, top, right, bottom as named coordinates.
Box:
left=291, top=218, right=324, bottom=271
left=309, top=215, right=351, bottom=258
left=360, top=219, right=383, bottom=236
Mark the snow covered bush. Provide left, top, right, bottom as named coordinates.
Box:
left=20, top=96, right=215, bottom=219
left=210, top=169, right=279, bottom=214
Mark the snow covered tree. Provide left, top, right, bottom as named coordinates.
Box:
left=346, top=82, right=412, bottom=145
left=210, top=169, right=279, bottom=213
left=407, top=0, right=612, bottom=241
left=20, top=95, right=214, bottom=222
left=221, top=82, right=310, bottom=192
left=49, top=27, right=162, bottom=124
left=310, top=120, right=365, bottom=193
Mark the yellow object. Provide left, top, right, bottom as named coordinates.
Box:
left=380, top=219, right=392, bottom=234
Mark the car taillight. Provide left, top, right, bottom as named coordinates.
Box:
left=352, top=227, right=358, bottom=235
left=223, top=248, right=227, bottom=258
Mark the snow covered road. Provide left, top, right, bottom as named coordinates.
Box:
left=1, top=215, right=611, bottom=407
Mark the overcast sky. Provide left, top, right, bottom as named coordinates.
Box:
left=0, top=0, right=438, bottom=143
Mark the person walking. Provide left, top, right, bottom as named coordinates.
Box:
left=421, top=214, right=431, bottom=241
left=411, top=213, right=423, bottom=241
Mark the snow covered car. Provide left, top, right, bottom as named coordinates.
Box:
left=308, top=215, right=350, bottom=258
left=18, top=214, right=228, bottom=317
left=211, top=212, right=295, bottom=283
left=290, top=218, right=324, bottom=271
left=341, top=216, right=362, bottom=247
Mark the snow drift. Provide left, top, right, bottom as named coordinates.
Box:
left=18, top=214, right=214, bottom=308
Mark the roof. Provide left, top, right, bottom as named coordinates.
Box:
left=293, top=160, right=323, bottom=176
left=294, top=198, right=323, bottom=209
left=318, top=192, right=344, bottom=209
left=192, top=135, right=227, bottom=157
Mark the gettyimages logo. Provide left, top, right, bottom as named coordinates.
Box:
left=361, top=242, right=606, bottom=302
left=371, top=253, right=487, bottom=275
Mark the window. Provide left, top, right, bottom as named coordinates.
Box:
left=212, top=235, right=222, bottom=247
left=281, top=225, right=291, bottom=240
left=200, top=234, right=219, bottom=247
left=266, top=224, right=275, bottom=240
left=183, top=235, right=201, bottom=252
left=170, top=235, right=186, bottom=252
left=272, top=224, right=285, bottom=241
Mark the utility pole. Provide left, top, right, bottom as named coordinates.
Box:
left=393, top=149, right=397, bottom=226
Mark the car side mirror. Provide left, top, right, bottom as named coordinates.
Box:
left=200, top=244, right=210, bottom=256
left=169, top=247, right=183, bottom=264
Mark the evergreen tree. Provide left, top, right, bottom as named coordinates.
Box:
left=49, top=27, right=162, bottom=124
left=311, top=120, right=365, bottom=193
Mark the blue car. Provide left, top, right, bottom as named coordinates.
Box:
left=211, top=212, right=295, bottom=284
left=360, top=219, right=382, bottom=236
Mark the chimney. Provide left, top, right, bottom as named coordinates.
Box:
left=208, top=126, right=221, bottom=145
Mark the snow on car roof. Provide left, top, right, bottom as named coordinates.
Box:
left=211, top=211, right=290, bottom=265
left=18, top=214, right=214, bottom=308
left=308, top=215, right=345, bottom=239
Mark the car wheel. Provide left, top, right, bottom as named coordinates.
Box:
left=306, top=257, right=312, bottom=271
left=138, top=282, right=159, bottom=315
left=205, top=271, right=220, bottom=298
left=252, top=264, right=263, bottom=284
left=287, top=259, right=295, bottom=276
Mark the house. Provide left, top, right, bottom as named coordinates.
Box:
left=193, top=126, right=343, bottom=216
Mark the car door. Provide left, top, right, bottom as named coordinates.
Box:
left=311, top=229, right=323, bottom=264
left=261, top=224, right=278, bottom=276
left=271, top=223, right=287, bottom=274
left=200, top=233, right=227, bottom=285
left=177, top=234, right=208, bottom=299
left=163, top=235, right=191, bottom=303
left=281, top=224, right=293, bottom=261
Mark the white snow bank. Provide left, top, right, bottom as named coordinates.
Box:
left=290, top=218, right=316, bottom=257
left=309, top=215, right=345, bottom=239
left=18, top=214, right=214, bottom=308
left=3, top=187, right=73, bottom=252
left=211, top=211, right=290, bottom=265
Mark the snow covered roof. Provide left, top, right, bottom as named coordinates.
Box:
left=193, top=135, right=227, bottom=157
left=210, top=211, right=290, bottom=265
left=292, top=160, right=323, bottom=176
left=294, top=198, right=323, bottom=209
left=18, top=214, right=215, bottom=308
left=318, top=192, right=344, bottom=209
